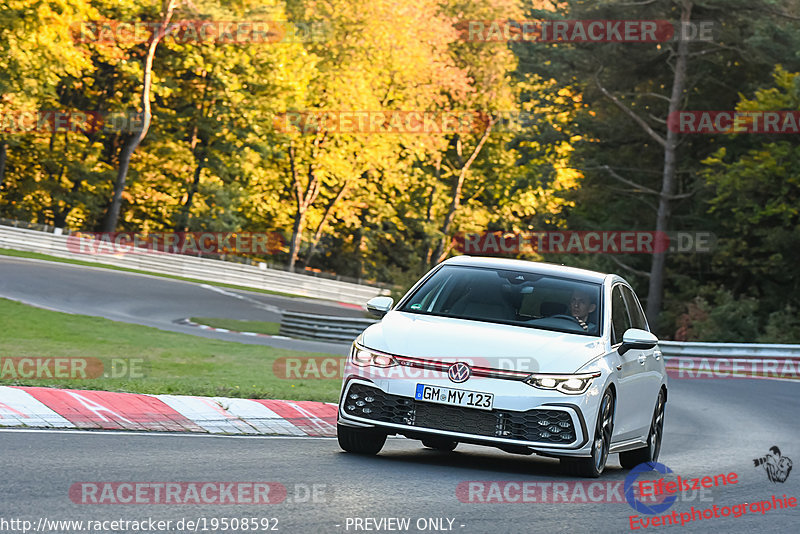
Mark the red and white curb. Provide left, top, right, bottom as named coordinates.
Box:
left=0, top=386, right=337, bottom=437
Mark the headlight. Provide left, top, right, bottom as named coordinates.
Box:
left=524, top=372, right=601, bottom=394
left=350, top=344, right=398, bottom=368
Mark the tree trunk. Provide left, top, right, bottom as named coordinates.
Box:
left=0, top=140, right=7, bottom=191
left=288, top=209, right=307, bottom=272
left=431, top=120, right=494, bottom=265
left=422, top=156, right=441, bottom=268
left=287, top=143, right=321, bottom=272
left=303, top=181, right=349, bottom=268
left=175, top=69, right=213, bottom=231
left=176, top=150, right=206, bottom=231
left=354, top=211, right=366, bottom=282
left=645, top=0, right=692, bottom=328
left=102, top=0, right=177, bottom=232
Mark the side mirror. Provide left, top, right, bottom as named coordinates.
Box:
left=619, top=328, right=658, bottom=355
left=366, top=296, right=394, bottom=318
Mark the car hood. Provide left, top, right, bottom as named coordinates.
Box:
left=360, top=311, right=606, bottom=374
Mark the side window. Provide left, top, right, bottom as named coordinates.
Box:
left=622, top=286, right=648, bottom=331
left=611, top=285, right=632, bottom=345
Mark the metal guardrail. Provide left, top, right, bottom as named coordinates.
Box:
left=276, top=312, right=800, bottom=358
left=658, top=341, right=800, bottom=359
left=0, top=226, right=387, bottom=305
left=279, top=311, right=377, bottom=343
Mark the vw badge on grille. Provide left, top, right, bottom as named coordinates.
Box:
left=448, top=362, right=471, bottom=383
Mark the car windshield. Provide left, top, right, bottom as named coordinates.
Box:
left=399, top=265, right=602, bottom=336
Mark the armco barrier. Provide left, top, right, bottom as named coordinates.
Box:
left=274, top=311, right=800, bottom=358
left=0, top=226, right=387, bottom=305
left=658, top=341, right=800, bottom=359
left=279, top=310, right=376, bottom=343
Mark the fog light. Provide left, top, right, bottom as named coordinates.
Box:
left=363, top=407, right=372, bottom=414
left=349, top=393, right=358, bottom=400
left=356, top=400, right=365, bottom=407
left=365, top=396, right=374, bottom=402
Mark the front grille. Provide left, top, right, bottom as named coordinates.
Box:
left=343, top=382, right=576, bottom=444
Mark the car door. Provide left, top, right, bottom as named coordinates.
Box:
left=621, top=285, right=663, bottom=427
left=610, top=284, right=650, bottom=441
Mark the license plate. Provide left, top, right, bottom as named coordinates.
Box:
left=414, top=384, right=494, bottom=411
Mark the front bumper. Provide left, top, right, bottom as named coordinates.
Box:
left=338, top=375, right=600, bottom=457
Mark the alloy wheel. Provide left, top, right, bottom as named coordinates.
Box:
left=594, top=392, right=614, bottom=472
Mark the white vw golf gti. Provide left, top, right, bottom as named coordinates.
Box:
left=337, top=257, right=667, bottom=477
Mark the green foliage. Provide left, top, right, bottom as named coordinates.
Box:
left=673, top=288, right=760, bottom=342
left=1, top=0, right=799, bottom=343
left=701, top=67, right=800, bottom=340
left=760, top=306, right=800, bottom=344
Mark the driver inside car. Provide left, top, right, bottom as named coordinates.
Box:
left=569, top=288, right=597, bottom=332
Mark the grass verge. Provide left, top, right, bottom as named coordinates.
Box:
left=0, top=298, right=343, bottom=402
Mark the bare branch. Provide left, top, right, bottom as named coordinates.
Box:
left=594, top=71, right=667, bottom=148
left=581, top=165, right=696, bottom=201
left=732, top=4, right=800, bottom=21
left=688, top=41, right=747, bottom=58
left=614, top=0, right=658, bottom=5
left=607, top=255, right=651, bottom=278
left=621, top=91, right=671, bottom=103
left=600, top=165, right=660, bottom=195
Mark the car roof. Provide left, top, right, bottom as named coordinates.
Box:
left=441, top=255, right=611, bottom=284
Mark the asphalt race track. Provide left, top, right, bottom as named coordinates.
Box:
left=1, top=378, right=799, bottom=534
left=0, top=256, right=356, bottom=354
left=1, top=256, right=799, bottom=533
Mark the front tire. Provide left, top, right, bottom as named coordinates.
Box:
left=337, top=424, right=387, bottom=455
left=620, top=389, right=665, bottom=469
left=561, top=389, right=614, bottom=478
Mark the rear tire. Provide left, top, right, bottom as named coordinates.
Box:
left=421, top=437, right=458, bottom=452
left=337, top=424, right=387, bottom=455
left=560, top=389, right=615, bottom=478
left=620, top=390, right=665, bottom=469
